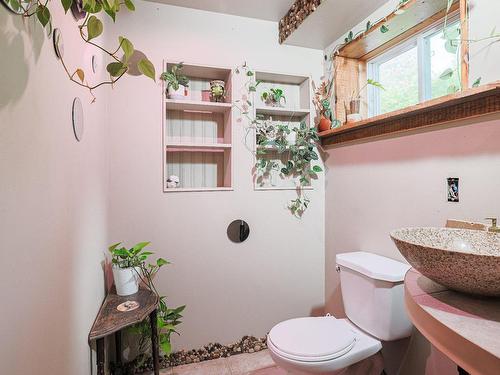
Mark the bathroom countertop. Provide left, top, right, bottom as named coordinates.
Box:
left=405, top=269, right=500, bottom=375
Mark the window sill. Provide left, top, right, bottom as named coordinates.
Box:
left=319, top=83, right=500, bottom=147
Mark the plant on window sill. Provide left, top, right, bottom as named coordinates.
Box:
left=5, top=0, right=156, bottom=101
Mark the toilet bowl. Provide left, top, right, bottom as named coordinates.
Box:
left=268, top=317, right=382, bottom=374
left=268, top=252, right=412, bottom=375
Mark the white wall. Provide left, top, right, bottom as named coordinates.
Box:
left=106, top=2, right=325, bottom=350
left=323, top=1, right=500, bottom=374
left=0, top=6, right=109, bottom=375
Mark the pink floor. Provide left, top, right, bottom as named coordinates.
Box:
left=153, top=349, right=287, bottom=375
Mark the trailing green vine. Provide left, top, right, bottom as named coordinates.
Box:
left=234, top=63, right=322, bottom=218
left=3, top=0, right=155, bottom=101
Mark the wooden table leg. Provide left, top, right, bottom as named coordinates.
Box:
left=115, top=330, right=122, bottom=368
left=96, top=338, right=105, bottom=375
left=150, top=309, right=160, bottom=375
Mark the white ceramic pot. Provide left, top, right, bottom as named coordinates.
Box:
left=167, top=86, right=187, bottom=100
left=112, top=266, right=140, bottom=296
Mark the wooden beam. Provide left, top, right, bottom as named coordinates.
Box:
left=320, top=83, right=500, bottom=146
left=279, top=0, right=323, bottom=44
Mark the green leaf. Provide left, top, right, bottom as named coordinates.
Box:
left=119, top=36, right=134, bottom=62
left=36, top=5, right=51, bottom=27
left=312, top=165, right=323, bottom=173
left=124, top=0, right=135, bottom=10
left=107, top=62, right=127, bottom=77
left=10, top=0, right=20, bottom=12
left=439, top=68, right=454, bottom=80
left=246, top=71, right=254, bottom=76
left=380, top=25, right=389, bottom=33
left=87, top=16, right=103, bottom=40
left=61, top=0, right=73, bottom=13
left=160, top=340, right=171, bottom=355
left=472, top=77, right=482, bottom=87
left=367, top=79, right=384, bottom=90
left=108, top=242, right=122, bottom=253
left=131, top=241, right=150, bottom=254
left=137, top=58, right=156, bottom=81
left=157, top=258, right=170, bottom=267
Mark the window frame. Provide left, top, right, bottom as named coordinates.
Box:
left=367, top=12, right=460, bottom=117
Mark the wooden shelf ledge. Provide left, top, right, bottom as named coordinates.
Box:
left=320, top=83, right=500, bottom=147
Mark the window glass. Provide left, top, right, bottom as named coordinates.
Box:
left=379, top=46, right=419, bottom=114
left=428, top=22, right=461, bottom=99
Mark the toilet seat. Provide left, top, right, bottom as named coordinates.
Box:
left=267, top=318, right=383, bottom=374
left=268, top=317, right=356, bottom=362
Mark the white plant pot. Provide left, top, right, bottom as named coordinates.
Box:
left=168, top=86, right=187, bottom=100
left=112, top=266, right=140, bottom=296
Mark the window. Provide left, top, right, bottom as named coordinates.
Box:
left=368, top=16, right=461, bottom=116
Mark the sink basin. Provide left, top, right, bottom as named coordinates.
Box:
left=391, top=227, right=500, bottom=296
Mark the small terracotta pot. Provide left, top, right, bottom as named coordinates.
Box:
left=201, top=90, right=211, bottom=102
left=318, top=116, right=332, bottom=132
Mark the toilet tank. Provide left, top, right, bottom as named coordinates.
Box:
left=336, top=252, right=412, bottom=341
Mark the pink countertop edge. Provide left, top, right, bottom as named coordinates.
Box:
left=405, top=269, right=500, bottom=375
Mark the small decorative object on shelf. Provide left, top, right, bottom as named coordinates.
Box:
left=166, top=175, right=180, bottom=188
left=210, top=80, right=226, bottom=102
left=347, top=79, right=384, bottom=120
left=201, top=89, right=211, bottom=101
left=160, top=62, right=190, bottom=100
left=261, top=88, right=286, bottom=107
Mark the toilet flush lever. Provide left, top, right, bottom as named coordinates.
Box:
left=335, top=265, right=341, bottom=273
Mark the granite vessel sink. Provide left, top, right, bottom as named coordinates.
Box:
left=391, top=227, right=500, bottom=296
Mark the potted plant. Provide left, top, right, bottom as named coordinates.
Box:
left=348, top=79, right=384, bottom=120
left=160, top=63, right=190, bottom=100
left=210, top=80, right=226, bottom=102
left=261, top=88, right=286, bottom=107
left=109, top=242, right=151, bottom=296
left=313, top=79, right=341, bottom=132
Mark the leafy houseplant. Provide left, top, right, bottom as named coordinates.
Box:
left=4, top=0, right=156, bottom=101
left=160, top=63, right=190, bottom=100
left=108, top=242, right=186, bottom=369
left=349, top=79, right=384, bottom=116
left=261, top=88, right=286, bottom=107
left=109, top=242, right=151, bottom=296
left=313, top=79, right=341, bottom=132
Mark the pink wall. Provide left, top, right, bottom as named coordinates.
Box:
left=324, top=118, right=500, bottom=374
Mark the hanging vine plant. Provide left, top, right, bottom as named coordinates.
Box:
left=2, top=0, right=156, bottom=101
left=234, top=63, right=322, bottom=218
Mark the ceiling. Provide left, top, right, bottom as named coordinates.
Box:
left=148, top=0, right=390, bottom=49
left=148, top=0, right=294, bottom=22
left=284, top=0, right=389, bottom=49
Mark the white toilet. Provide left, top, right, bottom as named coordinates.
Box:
left=267, top=252, right=412, bottom=375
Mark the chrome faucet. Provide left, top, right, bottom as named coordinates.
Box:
left=485, top=218, right=500, bottom=233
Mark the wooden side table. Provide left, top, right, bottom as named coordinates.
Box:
left=88, top=288, right=160, bottom=375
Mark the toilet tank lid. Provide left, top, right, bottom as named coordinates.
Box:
left=336, top=252, right=410, bottom=282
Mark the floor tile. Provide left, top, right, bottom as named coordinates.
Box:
left=226, top=350, right=276, bottom=374
left=247, top=366, right=288, bottom=375
left=170, top=357, right=231, bottom=375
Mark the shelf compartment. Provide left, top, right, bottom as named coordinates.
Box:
left=165, top=149, right=231, bottom=190
left=319, top=83, right=500, bottom=146
left=165, top=99, right=232, bottom=113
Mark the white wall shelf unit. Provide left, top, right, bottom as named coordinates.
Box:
left=163, top=61, right=233, bottom=192
left=253, top=70, right=313, bottom=190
